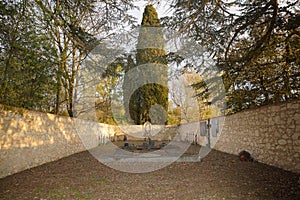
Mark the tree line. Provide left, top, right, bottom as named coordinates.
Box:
left=1, top=0, right=299, bottom=123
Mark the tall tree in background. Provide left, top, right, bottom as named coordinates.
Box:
left=0, top=0, right=135, bottom=116
left=166, top=0, right=300, bottom=113
left=36, top=0, right=100, bottom=117
left=124, top=5, right=168, bottom=124
left=35, top=0, right=135, bottom=117
left=0, top=1, right=56, bottom=111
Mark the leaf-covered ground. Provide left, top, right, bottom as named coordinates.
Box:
left=0, top=145, right=299, bottom=200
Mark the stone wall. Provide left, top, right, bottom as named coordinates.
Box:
left=0, top=106, right=119, bottom=178
left=1, top=99, right=299, bottom=177
left=199, top=99, right=300, bottom=174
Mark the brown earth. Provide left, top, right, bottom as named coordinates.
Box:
left=0, top=144, right=299, bottom=200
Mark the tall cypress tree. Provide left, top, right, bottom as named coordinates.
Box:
left=124, top=5, right=168, bottom=125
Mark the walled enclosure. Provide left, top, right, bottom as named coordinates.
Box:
left=0, top=106, right=121, bottom=178
left=212, top=99, right=300, bottom=173
left=1, top=99, right=300, bottom=178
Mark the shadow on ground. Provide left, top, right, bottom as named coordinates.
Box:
left=0, top=147, right=299, bottom=199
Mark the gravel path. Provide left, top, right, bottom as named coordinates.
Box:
left=0, top=146, right=299, bottom=200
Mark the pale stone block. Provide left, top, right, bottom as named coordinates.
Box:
left=258, top=138, right=264, bottom=144
left=278, top=139, right=287, bottom=145
left=6, top=129, right=13, bottom=135
left=282, top=134, right=289, bottom=139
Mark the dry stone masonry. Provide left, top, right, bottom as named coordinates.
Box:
left=213, top=99, right=300, bottom=173
left=0, top=99, right=299, bottom=178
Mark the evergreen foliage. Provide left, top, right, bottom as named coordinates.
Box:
left=2, top=0, right=298, bottom=118
left=124, top=5, right=168, bottom=124
left=166, top=0, right=300, bottom=113
left=0, top=1, right=56, bottom=111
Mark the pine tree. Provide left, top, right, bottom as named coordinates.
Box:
left=124, top=5, right=168, bottom=125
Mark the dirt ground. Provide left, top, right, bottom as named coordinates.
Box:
left=0, top=144, right=299, bottom=200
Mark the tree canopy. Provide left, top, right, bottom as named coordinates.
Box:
left=165, top=0, right=300, bottom=113
left=1, top=1, right=299, bottom=119
left=0, top=0, right=56, bottom=111
left=0, top=0, right=135, bottom=116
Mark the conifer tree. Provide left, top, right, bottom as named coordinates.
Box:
left=124, top=5, right=168, bottom=125
left=166, top=0, right=300, bottom=113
